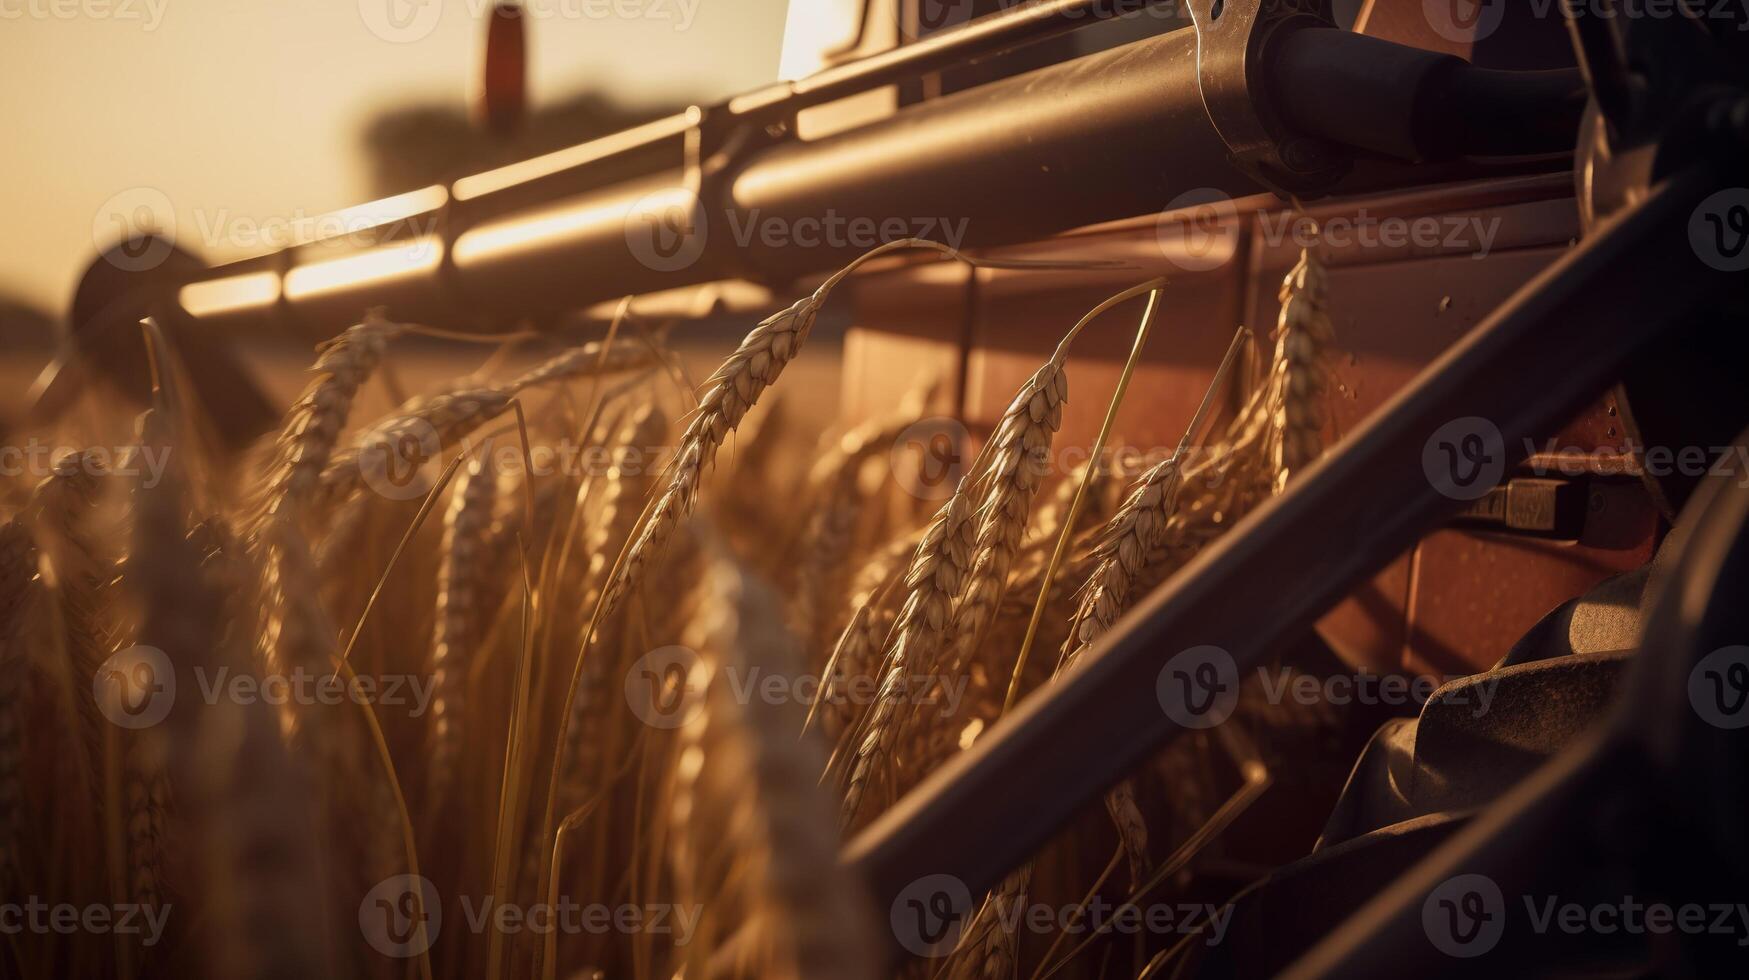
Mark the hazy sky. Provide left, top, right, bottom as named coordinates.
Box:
left=1, top=0, right=790, bottom=316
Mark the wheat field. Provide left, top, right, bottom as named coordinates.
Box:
left=0, top=242, right=1342, bottom=980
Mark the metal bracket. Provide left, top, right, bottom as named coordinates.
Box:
left=1188, top=0, right=1349, bottom=195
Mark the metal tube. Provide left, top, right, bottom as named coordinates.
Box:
left=174, top=26, right=1576, bottom=337
left=723, top=26, right=1237, bottom=279
left=841, top=159, right=1737, bottom=950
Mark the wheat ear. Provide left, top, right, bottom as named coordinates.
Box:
left=667, top=548, right=877, bottom=980
left=939, top=356, right=1068, bottom=674
left=319, top=386, right=513, bottom=507
left=600, top=292, right=821, bottom=615
left=252, top=311, right=403, bottom=530
left=1269, top=247, right=1335, bottom=491
left=601, top=238, right=1008, bottom=619
left=29, top=451, right=113, bottom=802
left=428, top=452, right=499, bottom=813
left=840, top=489, right=975, bottom=828
left=945, top=865, right=1031, bottom=980
left=254, top=314, right=402, bottom=680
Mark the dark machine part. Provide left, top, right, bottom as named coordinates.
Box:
left=1576, top=0, right=1749, bottom=520
left=1187, top=0, right=1351, bottom=192
left=1282, top=428, right=1749, bottom=977
left=844, top=154, right=1745, bottom=956
left=844, top=0, right=1749, bottom=964
left=23, top=0, right=1590, bottom=448
left=35, top=237, right=279, bottom=453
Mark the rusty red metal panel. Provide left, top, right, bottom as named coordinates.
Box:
left=839, top=172, right=1659, bottom=676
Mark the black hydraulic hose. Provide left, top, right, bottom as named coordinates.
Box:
left=1270, top=28, right=1587, bottom=163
